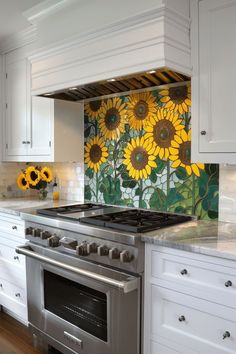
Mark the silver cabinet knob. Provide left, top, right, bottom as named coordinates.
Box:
left=14, top=256, right=19, bottom=260
left=97, top=245, right=109, bottom=256
left=109, top=247, right=120, bottom=260
left=22, top=141, right=27, bottom=144
left=180, top=269, right=188, bottom=275
left=12, top=225, right=17, bottom=230
left=223, top=331, right=230, bottom=340
left=120, top=250, right=132, bottom=263
left=0, top=284, right=2, bottom=288
left=225, top=280, right=232, bottom=287
left=15, top=293, right=20, bottom=297
left=200, top=130, right=206, bottom=135
left=178, top=315, right=186, bottom=322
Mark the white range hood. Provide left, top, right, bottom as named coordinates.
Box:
left=26, top=0, right=191, bottom=95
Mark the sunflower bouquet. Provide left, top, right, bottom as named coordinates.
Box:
left=17, top=165, right=53, bottom=199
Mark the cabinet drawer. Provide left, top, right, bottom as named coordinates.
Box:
left=150, top=339, right=198, bottom=354
left=0, top=242, right=25, bottom=266
left=151, top=249, right=236, bottom=307
left=0, top=278, right=26, bottom=305
left=151, top=285, right=236, bottom=354
left=0, top=216, right=24, bottom=237
left=0, top=259, right=26, bottom=289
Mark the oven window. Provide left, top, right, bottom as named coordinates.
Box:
left=44, top=270, right=107, bottom=341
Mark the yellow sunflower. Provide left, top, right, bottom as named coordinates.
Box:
left=123, top=136, right=157, bottom=180
left=143, top=108, right=185, bottom=160
left=84, top=100, right=103, bottom=119
left=126, top=92, right=157, bottom=130
left=159, top=85, right=191, bottom=114
left=99, top=97, right=126, bottom=140
left=169, top=129, right=204, bottom=177
left=41, top=167, right=53, bottom=183
left=25, top=166, right=41, bottom=186
left=84, top=136, right=108, bottom=173
left=17, top=173, right=29, bottom=190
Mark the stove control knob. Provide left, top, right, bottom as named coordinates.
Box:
left=40, top=231, right=51, bottom=240
left=120, top=250, right=133, bottom=263
left=109, top=247, right=120, bottom=260
left=87, top=242, right=98, bottom=254
left=32, top=228, right=42, bottom=237
left=47, top=235, right=60, bottom=248
left=25, top=227, right=34, bottom=236
left=76, top=242, right=88, bottom=256
left=97, top=245, right=109, bottom=256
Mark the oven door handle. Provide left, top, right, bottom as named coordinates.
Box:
left=16, top=245, right=138, bottom=293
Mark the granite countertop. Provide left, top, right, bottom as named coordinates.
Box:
left=0, top=198, right=80, bottom=217
left=142, top=219, right=236, bottom=261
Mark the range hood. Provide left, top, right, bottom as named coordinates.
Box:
left=40, top=68, right=189, bottom=102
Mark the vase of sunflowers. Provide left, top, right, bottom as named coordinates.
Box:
left=17, top=165, right=53, bottom=200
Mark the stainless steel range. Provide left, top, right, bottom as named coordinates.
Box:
left=17, top=203, right=192, bottom=354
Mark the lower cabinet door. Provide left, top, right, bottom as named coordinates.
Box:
left=151, top=285, right=236, bottom=354
left=151, top=340, right=198, bottom=354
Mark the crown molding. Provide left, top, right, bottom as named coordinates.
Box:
left=0, top=25, right=37, bottom=54
left=23, top=0, right=79, bottom=25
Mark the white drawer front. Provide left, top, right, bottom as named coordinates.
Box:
left=151, top=285, right=236, bottom=354
left=0, top=259, right=26, bottom=289
left=151, top=249, right=236, bottom=307
left=0, top=242, right=25, bottom=266
left=150, top=339, right=198, bottom=354
left=0, top=217, right=25, bottom=237
left=0, top=278, right=26, bottom=305
left=151, top=341, right=180, bottom=354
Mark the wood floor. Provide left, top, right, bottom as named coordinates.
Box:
left=0, top=312, right=42, bottom=354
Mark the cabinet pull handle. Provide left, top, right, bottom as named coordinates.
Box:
left=22, top=141, right=27, bottom=144
left=200, top=130, right=206, bottom=135
left=178, top=315, right=186, bottom=322
left=26, top=141, right=30, bottom=144
left=15, top=293, right=20, bottom=297
left=223, top=331, right=230, bottom=340
left=0, top=284, right=2, bottom=288
left=14, top=256, right=19, bottom=260
left=225, top=280, right=232, bottom=287
left=180, top=269, right=188, bottom=275
left=12, top=226, right=17, bottom=230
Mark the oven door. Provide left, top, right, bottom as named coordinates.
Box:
left=16, top=244, right=140, bottom=354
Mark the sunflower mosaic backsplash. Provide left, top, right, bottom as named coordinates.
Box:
left=84, top=84, right=219, bottom=220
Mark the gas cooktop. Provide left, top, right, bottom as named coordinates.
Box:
left=79, top=209, right=193, bottom=233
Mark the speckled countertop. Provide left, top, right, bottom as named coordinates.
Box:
left=0, top=198, right=80, bottom=217
left=142, top=220, right=236, bottom=261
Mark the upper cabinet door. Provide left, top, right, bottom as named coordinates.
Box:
left=191, top=0, right=236, bottom=163
left=5, top=59, right=28, bottom=156
left=29, top=96, right=53, bottom=157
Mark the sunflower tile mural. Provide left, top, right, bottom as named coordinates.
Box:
left=84, top=84, right=219, bottom=220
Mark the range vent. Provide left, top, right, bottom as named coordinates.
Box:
left=41, top=68, right=190, bottom=101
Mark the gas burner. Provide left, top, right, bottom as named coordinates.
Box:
left=37, top=203, right=108, bottom=217
left=80, top=209, right=193, bottom=233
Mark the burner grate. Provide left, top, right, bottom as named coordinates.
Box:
left=80, top=209, right=192, bottom=233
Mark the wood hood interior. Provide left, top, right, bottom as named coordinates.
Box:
left=41, top=68, right=190, bottom=102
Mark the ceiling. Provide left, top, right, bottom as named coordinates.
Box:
left=42, top=69, right=190, bottom=102
left=0, top=0, right=44, bottom=42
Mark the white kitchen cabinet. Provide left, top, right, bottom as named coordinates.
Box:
left=3, top=49, right=84, bottom=162
left=191, top=0, right=236, bottom=163
left=0, top=213, right=27, bottom=324
left=144, top=245, right=236, bottom=354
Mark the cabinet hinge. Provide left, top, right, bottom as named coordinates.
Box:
left=6, top=143, right=8, bottom=149
left=49, top=141, right=51, bottom=147
left=5, top=103, right=7, bottom=109
left=5, top=73, right=7, bottom=79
